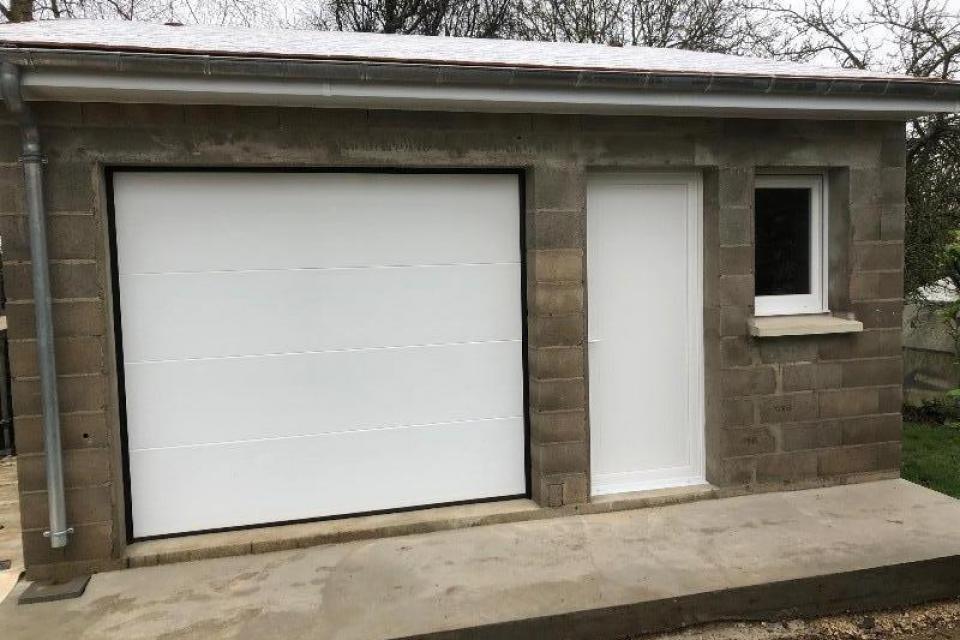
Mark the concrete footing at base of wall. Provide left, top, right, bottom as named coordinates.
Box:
left=125, top=483, right=718, bottom=569
left=406, top=557, right=960, bottom=640
left=4, top=479, right=958, bottom=640
left=116, top=471, right=898, bottom=573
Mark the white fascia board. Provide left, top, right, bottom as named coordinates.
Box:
left=20, top=69, right=960, bottom=119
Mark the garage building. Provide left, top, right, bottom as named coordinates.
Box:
left=0, top=19, right=955, bottom=579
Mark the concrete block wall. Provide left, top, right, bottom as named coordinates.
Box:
left=527, top=164, right=589, bottom=507
left=0, top=105, right=905, bottom=578
left=710, top=121, right=905, bottom=488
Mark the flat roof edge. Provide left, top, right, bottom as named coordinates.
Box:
left=5, top=48, right=959, bottom=116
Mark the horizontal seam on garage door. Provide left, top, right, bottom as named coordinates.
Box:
left=129, top=414, right=525, bottom=452
left=124, top=338, right=523, bottom=365
left=118, top=261, right=522, bottom=276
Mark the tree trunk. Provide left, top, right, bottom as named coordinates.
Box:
left=8, top=0, right=34, bottom=22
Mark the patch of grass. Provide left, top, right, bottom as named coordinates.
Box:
left=902, top=421, right=960, bottom=498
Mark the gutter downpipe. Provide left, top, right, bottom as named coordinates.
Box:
left=0, top=61, right=70, bottom=548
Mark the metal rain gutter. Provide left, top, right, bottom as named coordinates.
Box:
left=0, top=61, right=70, bottom=549
left=4, top=48, right=960, bottom=117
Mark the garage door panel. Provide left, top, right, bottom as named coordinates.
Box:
left=113, top=172, right=520, bottom=274
left=125, top=332, right=524, bottom=451
left=129, top=416, right=526, bottom=538
left=119, top=263, right=521, bottom=362
left=115, top=170, right=527, bottom=538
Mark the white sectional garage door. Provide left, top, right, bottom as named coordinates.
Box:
left=112, top=171, right=526, bottom=538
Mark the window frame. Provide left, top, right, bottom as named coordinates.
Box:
left=753, top=173, right=828, bottom=317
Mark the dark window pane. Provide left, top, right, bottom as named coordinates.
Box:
left=754, top=188, right=811, bottom=296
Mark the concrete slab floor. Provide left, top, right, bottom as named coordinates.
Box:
left=2, top=479, right=960, bottom=640
left=0, top=456, right=23, bottom=604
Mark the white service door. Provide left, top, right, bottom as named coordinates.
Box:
left=587, top=173, right=704, bottom=496
left=113, top=171, right=526, bottom=538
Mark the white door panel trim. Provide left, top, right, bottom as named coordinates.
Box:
left=587, top=172, right=705, bottom=496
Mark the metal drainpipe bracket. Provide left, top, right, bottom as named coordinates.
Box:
left=17, top=152, right=46, bottom=164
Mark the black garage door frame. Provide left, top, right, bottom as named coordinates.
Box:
left=104, top=165, right=532, bottom=542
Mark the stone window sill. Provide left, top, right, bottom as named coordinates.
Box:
left=748, top=314, right=863, bottom=338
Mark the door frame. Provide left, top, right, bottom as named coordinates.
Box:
left=585, top=171, right=705, bottom=496
left=104, top=165, right=532, bottom=542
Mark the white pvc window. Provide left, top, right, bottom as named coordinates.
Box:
left=754, top=174, right=827, bottom=316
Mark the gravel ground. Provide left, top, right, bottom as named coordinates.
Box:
left=645, top=599, right=960, bottom=640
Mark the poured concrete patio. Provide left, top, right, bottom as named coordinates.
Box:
left=3, top=479, right=960, bottom=640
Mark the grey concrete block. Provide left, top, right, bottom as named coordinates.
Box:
left=533, top=472, right=589, bottom=507
left=719, top=168, right=752, bottom=207
left=819, top=388, right=881, bottom=419
left=4, top=261, right=101, bottom=302
left=758, top=338, right=818, bottom=364
left=531, top=282, right=584, bottom=315
left=719, top=275, right=753, bottom=307
left=840, top=414, right=902, bottom=445
left=720, top=305, right=750, bottom=337
left=719, top=245, right=753, bottom=275
left=781, top=421, right=842, bottom=451
left=722, top=397, right=755, bottom=427
left=16, top=448, right=112, bottom=492
left=758, top=392, right=819, bottom=424
left=20, top=522, right=113, bottom=566
left=529, top=346, right=584, bottom=380
left=8, top=337, right=104, bottom=379
left=880, top=205, right=905, bottom=241
left=853, top=242, right=904, bottom=272
left=531, top=209, right=585, bottom=249
left=721, top=337, right=755, bottom=368
left=19, top=484, right=114, bottom=530
left=851, top=301, right=904, bottom=330
left=721, top=367, right=777, bottom=397
left=529, top=314, right=584, bottom=348
left=850, top=169, right=881, bottom=207
left=5, top=299, right=106, bottom=340
left=13, top=411, right=109, bottom=454
left=782, top=363, right=815, bottom=392
left=849, top=272, right=903, bottom=302
left=532, top=165, right=584, bottom=211
left=723, top=427, right=776, bottom=457
left=880, top=167, right=906, bottom=206
left=819, top=445, right=880, bottom=476
left=850, top=205, right=881, bottom=242
left=531, top=441, right=589, bottom=475
left=0, top=214, right=100, bottom=261
left=756, top=451, right=818, bottom=483
left=531, top=250, right=583, bottom=283
left=12, top=374, right=107, bottom=416
left=531, top=378, right=585, bottom=412
left=840, top=358, right=903, bottom=388
left=719, top=206, right=752, bottom=245
left=532, top=410, right=586, bottom=444
left=819, top=329, right=901, bottom=360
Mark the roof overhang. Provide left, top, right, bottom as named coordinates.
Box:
left=5, top=49, right=959, bottom=119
